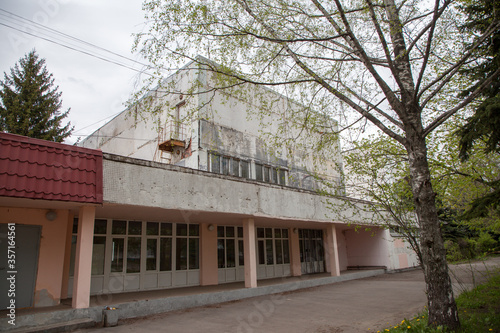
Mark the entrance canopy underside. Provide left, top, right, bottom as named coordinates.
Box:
left=95, top=203, right=354, bottom=230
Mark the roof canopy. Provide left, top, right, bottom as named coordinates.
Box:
left=0, top=132, right=103, bottom=204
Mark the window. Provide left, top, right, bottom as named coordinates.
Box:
left=146, top=238, right=157, bottom=271
left=257, top=227, right=290, bottom=265
left=299, top=229, right=324, bottom=263
left=222, top=156, right=230, bottom=175
left=231, top=158, right=240, bottom=176
left=254, top=163, right=287, bottom=185
left=110, top=220, right=143, bottom=274
left=209, top=151, right=250, bottom=179
left=70, top=218, right=108, bottom=276
left=92, top=219, right=107, bottom=275
left=255, top=163, right=263, bottom=181
left=111, top=238, right=124, bottom=272
left=278, top=169, right=286, bottom=185
left=176, top=223, right=199, bottom=270
left=127, top=237, right=141, bottom=273
left=146, top=222, right=161, bottom=271
left=71, top=219, right=201, bottom=289
left=241, top=160, right=250, bottom=178
left=271, top=167, right=278, bottom=184
left=210, top=153, right=221, bottom=174
left=264, top=165, right=271, bottom=182
left=217, top=226, right=244, bottom=269
left=159, top=222, right=173, bottom=271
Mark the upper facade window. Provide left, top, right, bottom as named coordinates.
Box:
left=209, top=152, right=250, bottom=179
left=209, top=151, right=288, bottom=185
left=255, top=162, right=287, bottom=185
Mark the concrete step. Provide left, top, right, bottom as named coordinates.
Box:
left=6, top=318, right=95, bottom=333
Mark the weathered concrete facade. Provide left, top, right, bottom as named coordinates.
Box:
left=0, top=60, right=418, bottom=322
left=74, top=59, right=418, bottom=300
left=81, top=59, right=342, bottom=192
left=59, top=153, right=418, bottom=300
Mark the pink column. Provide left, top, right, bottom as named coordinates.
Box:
left=200, top=223, right=218, bottom=286
left=289, top=228, right=302, bottom=276
left=243, top=219, right=257, bottom=288
left=324, top=224, right=340, bottom=276
left=61, top=213, right=74, bottom=299
left=72, top=206, right=95, bottom=309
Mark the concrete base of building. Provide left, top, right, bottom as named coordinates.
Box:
left=0, top=269, right=385, bottom=332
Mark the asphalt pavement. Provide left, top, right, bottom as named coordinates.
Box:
left=78, top=257, right=499, bottom=333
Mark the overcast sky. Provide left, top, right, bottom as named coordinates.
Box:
left=0, top=0, right=149, bottom=144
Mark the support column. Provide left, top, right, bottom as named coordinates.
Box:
left=61, top=213, right=74, bottom=299
left=324, top=224, right=340, bottom=277
left=289, top=228, right=302, bottom=276
left=243, top=219, right=257, bottom=288
left=72, top=206, right=95, bottom=309
left=200, top=223, right=218, bottom=286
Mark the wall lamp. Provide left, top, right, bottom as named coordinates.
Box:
left=207, top=224, right=215, bottom=231
left=45, top=210, right=58, bottom=221
left=293, top=228, right=298, bottom=234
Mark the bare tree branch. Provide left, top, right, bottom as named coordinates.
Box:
left=423, top=67, right=500, bottom=136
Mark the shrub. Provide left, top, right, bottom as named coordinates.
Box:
left=445, top=240, right=464, bottom=262
left=475, top=232, right=498, bottom=254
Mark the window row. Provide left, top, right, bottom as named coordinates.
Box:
left=70, top=220, right=199, bottom=277
left=255, top=163, right=286, bottom=185
left=87, top=219, right=198, bottom=237
left=71, top=221, right=322, bottom=278
left=209, top=153, right=250, bottom=178
left=208, top=151, right=287, bottom=185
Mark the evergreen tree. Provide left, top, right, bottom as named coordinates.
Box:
left=0, top=50, right=73, bottom=142
left=457, top=0, right=500, bottom=219
left=458, top=0, right=500, bottom=160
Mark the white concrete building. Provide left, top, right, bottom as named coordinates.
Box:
left=76, top=58, right=418, bottom=297
left=81, top=58, right=342, bottom=192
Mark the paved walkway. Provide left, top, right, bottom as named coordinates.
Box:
left=78, top=258, right=499, bottom=333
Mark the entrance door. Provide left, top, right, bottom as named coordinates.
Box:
left=0, top=224, right=41, bottom=309
left=299, top=229, right=325, bottom=274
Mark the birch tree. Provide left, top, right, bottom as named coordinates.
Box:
left=134, top=0, right=500, bottom=329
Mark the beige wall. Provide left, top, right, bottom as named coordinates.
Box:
left=344, top=227, right=390, bottom=268
left=200, top=223, right=218, bottom=286
left=1, top=207, right=70, bottom=307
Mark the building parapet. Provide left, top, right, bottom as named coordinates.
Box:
left=103, top=153, right=382, bottom=225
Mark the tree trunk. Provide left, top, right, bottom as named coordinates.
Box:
left=405, top=128, right=460, bottom=329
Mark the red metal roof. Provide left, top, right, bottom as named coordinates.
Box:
left=0, top=132, right=103, bottom=204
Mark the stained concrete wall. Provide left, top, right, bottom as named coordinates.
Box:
left=103, top=154, right=375, bottom=224
left=80, top=63, right=200, bottom=164
left=198, top=68, right=342, bottom=180
left=80, top=60, right=343, bottom=191
left=0, top=208, right=70, bottom=307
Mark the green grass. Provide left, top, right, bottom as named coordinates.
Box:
left=370, top=271, right=500, bottom=333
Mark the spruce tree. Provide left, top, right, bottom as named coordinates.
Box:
left=457, top=0, right=500, bottom=219
left=458, top=0, right=500, bottom=160
left=0, top=50, right=73, bottom=142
